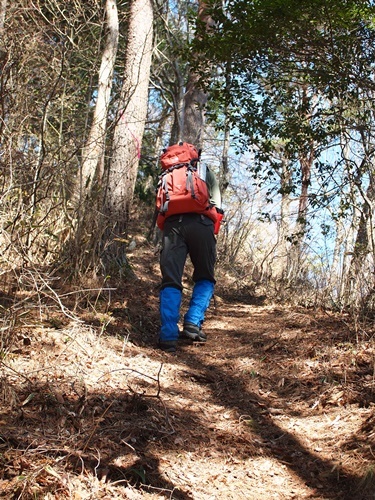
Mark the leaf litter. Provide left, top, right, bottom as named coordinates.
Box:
left=1, top=233, right=375, bottom=499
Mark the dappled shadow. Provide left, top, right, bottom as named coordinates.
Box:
left=139, top=302, right=374, bottom=498
left=1, top=382, right=194, bottom=498
left=2, top=275, right=375, bottom=499
left=175, top=349, right=363, bottom=498
left=108, top=274, right=375, bottom=498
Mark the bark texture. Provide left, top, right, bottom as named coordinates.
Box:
left=107, top=0, right=153, bottom=227
left=79, top=0, right=119, bottom=201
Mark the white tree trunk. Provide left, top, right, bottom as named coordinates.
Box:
left=107, top=0, right=153, bottom=229
left=79, top=0, right=119, bottom=201
left=0, top=0, right=7, bottom=32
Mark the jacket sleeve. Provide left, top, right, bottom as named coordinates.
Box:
left=206, top=168, right=222, bottom=209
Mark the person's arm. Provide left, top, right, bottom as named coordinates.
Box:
left=206, top=168, right=224, bottom=235
left=206, top=168, right=222, bottom=209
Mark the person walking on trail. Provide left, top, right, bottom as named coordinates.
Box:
left=155, top=142, right=223, bottom=353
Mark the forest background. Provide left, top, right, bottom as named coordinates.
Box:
left=2, top=0, right=375, bottom=313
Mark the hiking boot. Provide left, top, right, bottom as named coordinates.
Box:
left=181, top=322, right=207, bottom=342
left=158, top=340, right=177, bottom=353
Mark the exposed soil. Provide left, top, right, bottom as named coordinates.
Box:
left=1, top=223, right=375, bottom=499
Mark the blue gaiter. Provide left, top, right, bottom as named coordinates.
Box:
left=184, top=279, right=214, bottom=327
left=159, top=287, right=182, bottom=341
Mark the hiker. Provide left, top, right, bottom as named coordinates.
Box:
left=156, top=142, right=223, bottom=353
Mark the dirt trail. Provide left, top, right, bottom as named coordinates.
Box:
left=124, top=298, right=374, bottom=500
left=1, top=239, right=375, bottom=499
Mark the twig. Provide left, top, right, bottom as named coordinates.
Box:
left=0, top=361, right=33, bottom=383
left=96, top=364, right=164, bottom=399
left=156, top=363, right=163, bottom=398
left=58, top=288, right=117, bottom=298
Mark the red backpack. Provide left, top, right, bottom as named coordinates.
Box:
left=159, top=142, right=199, bottom=169
left=156, top=142, right=217, bottom=230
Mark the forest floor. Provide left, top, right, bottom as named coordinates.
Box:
left=1, top=216, right=375, bottom=499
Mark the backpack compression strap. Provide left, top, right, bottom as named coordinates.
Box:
left=160, top=174, right=170, bottom=213
left=186, top=167, right=196, bottom=198
left=160, top=162, right=191, bottom=213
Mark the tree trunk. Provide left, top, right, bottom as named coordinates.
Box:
left=0, top=0, right=7, bottom=75
left=345, top=169, right=375, bottom=306
left=297, top=149, right=314, bottom=229
left=78, top=0, right=119, bottom=203
left=182, top=71, right=207, bottom=147
left=220, top=122, right=230, bottom=194
left=330, top=211, right=356, bottom=307
left=278, top=157, right=292, bottom=278
left=286, top=85, right=315, bottom=281
left=219, top=65, right=231, bottom=195
left=181, top=0, right=213, bottom=148
left=287, top=144, right=314, bottom=281
left=104, top=0, right=153, bottom=268
left=0, top=0, right=6, bottom=31
left=69, top=0, right=119, bottom=274
left=169, top=64, right=185, bottom=145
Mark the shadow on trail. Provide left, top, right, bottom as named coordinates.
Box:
left=117, top=289, right=375, bottom=499
left=2, top=385, right=196, bottom=499
left=170, top=305, right=374, bottom=500
left=3, top=297, right=374, bottom=499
